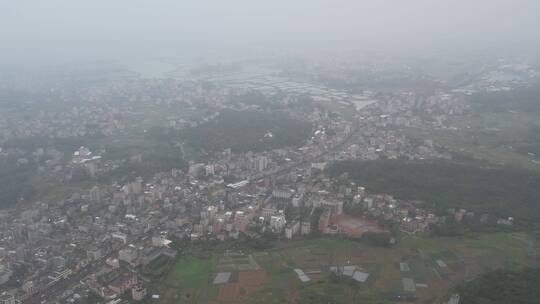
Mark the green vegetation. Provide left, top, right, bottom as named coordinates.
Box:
left=401, top=232, right=537, bottom=271
left=327, top=159, right=540, bottom=225
left=406, top=85, right=540, bottom=171
left=0, top=153, right=99, bottom=208
left=296, top=281, right=390, bottom=304
left=0, top=156, right=36, bottom=207
left=164, top=256, right=217, bottom=289
left=99, top=144, right=187, bottom=182
left=472, top=85, right=540, bottom=113
left=514, top=124, right=540, bottom=159
left=180, top=109, right=312, bottom=153
left=248, top=231, right=537, bottom=303
left=457, top=267, right=540, bottom=304
left=152, top=232, right=537, bottom=303
left=2, top=135, right=93, bottom=155
left=142, top=255, right=174, bottom=277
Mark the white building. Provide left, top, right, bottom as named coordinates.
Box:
left=0, top=293, right=16, bottom=304
left=256, top=156, right=269, bottom=171
left=272, top=189, right=294, bottom=200
left=112, top=232, right=128, bottom=244
left=292, top=193, right=303, bottom=207
left=151, top=235, right=172, bottom=247
left=205, top=164, right=215, bottom=176
left=300, top=221, right=311, bottom=235
left=285, top=221, right=300, bottom=239
left=270, top=215, right=286, bottom=232
left=89, top=186, right=101, bottom=202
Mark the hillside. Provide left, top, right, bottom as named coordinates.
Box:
left=181, top=109, right=312, bottom=153
left=327, top=159, right=540, bottom=224
left=457, top=267, right=540, bottom=304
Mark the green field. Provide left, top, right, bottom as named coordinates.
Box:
left=164, top=256, right=217, bottom=289
left=405, top=109, right=540, bottom=171
left=247, top=233, right=538, bottom=304
left=151, top=233, right=538, bottom=304
left=150, top=256, right=218, bottom=304
left=180, top=109, right=312, bottom=153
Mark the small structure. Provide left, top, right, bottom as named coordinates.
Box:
left=352, top=271, right=369, bottom=282
left=293, top=269, right=311, bottom=282
left=213, top=272, right=232, bottom=284
left=330, top=265, right=370, bottom=282
left=402, top=278, right=416, bottom=293
left=436, top=260, right=447, bottom=268
left=399, top=262, right=410, bottom=272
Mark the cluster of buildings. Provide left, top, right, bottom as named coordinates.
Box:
left=0, top=58, right=526, bottom=303
left=0, top=75, right=235, bottom=145
left=0, top=102, right=124, bottom=143
left=456, top=61, right=538, bottom=94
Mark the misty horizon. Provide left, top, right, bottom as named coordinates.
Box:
left=2, top=1, right=540, bottom=304
left=1, top=0, right=540, bottom=66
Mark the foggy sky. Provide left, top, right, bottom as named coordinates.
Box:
left=1, top=0, right=540, bottom=66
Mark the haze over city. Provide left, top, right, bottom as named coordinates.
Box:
left=0, top=1, right=540, bottom=304
left=1, top=0, right=540, bottom=66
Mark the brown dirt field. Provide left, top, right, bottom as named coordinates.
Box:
left=330, top=214, right=386, bottom=237
left=415, top=286, right=434, bottom=304
left=238, top=270, right=267, bottom=293
left=286, top=288, right=300, bottom=303
left=161, top=288, right=177, bottom=304
left=217, top=270, right=267, bottom=303
left=218, top=283, right=240, bottom=302
left=161, top=287, right=200, bottom=304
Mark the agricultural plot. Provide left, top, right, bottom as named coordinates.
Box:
left=154, top=232, right=537, bottom=303
left=212, top=252, right=267, bottom=303
left=250, top=233, right=537, bottom=303
left=158, top=256, right=217, bottom=304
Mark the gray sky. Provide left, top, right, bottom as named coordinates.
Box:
left=1, top=0, right=540, bottom=65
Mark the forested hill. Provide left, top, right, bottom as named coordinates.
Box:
left=0, top=156, right=36, bottom=208
left=472, top=84, right=540, bottom=113
left=457, top=267, right=540, bottom=304
left=326, top=159, right=540, bottom=223
left=181, top=109, right=312, bottom=153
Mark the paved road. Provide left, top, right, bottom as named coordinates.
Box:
left=248, top=122, right=360, bottom=182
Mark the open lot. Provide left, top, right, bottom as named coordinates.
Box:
left=248, top=233, right=538, bottom=303
left=158, top=256, right=217, bottom=304
left=153, top=232, right=538, bottom=304
left=405, top=110, right=540, bottom=171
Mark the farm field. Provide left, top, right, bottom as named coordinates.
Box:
left=152, top=232, right=538, bottom=304
left=404, top=110, right=540, bottom=171
left=157, top=256, right=218, bottom=303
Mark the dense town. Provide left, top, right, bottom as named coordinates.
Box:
left=0, top=60, right=530, bottom=304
